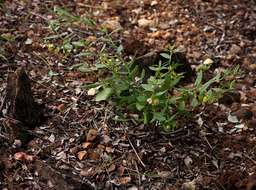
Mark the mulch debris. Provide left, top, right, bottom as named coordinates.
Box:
left=0, top=0, right=256, bottom=189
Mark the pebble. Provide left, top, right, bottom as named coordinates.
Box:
left=138, top=18, right=154, bottom=27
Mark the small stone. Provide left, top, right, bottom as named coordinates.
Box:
left=229, top=44, right=241, bottom=55
left=159, top=22, right=169, bottom=29
left=87, top=88, right=96, bottom=96
left=151, top=0, right=158, bottom=6
left=102, top=17, right=122, bottom=31
left=182, top=180, right=196, bottom=190
left=150, top=31, right=161, bottom=38
left=203, top=58, right=214, bottom=65
left=138, top=18, right=154, bottom=27
left=25, top=38, right=33, bottom=45
left=157, top=171, right=172, bottom=178
left=12, top=139, right=22, bottom=148
left=184, top=156, right=193, bottom=167
left=248, top=64, right=256, bottom=71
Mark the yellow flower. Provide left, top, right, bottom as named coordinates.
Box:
left=202, top=95, right=209, bottom=103
left=152, top=98, right=160, bottom=106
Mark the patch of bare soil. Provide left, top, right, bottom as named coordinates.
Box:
left=0, top=0, right=256, bottom=189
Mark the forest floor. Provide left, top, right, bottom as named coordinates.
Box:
left=0, top=0, right=256, bottom=189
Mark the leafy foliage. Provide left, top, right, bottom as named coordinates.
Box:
left=87, top=47, right=239, bottom=131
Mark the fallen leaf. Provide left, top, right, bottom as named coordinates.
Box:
left=56, top=151, right=67, bottom=160
left=82, top=142, right=93, bottom=149
left=89, top=151, right=100, bottom=160
left=14, top=152, right=36, bottom=162
left=105, top=146, right=114, bottom=153
left=128, top=186, right=138, bottom=190
left=117, top=165, right=125, bottom=176
left=97, top=144, right=105, bottom=150
left=184, top=156, right=193, bottom=167
left=103, top=135, right=111, bottom=144
left=228, top=114, right=239, bottom=123
left=48, top=134, right=55, bottom=143
left=56, top=104, right=65, bottom=112
left=157, top=171, right=172, bottom=178
left=110, top=176, right=131, bottom=186
left=69, top=146, right=79, bottom=154
left=86, top=129, right=98, bottom=142
left=107, top=164, right=116, bottom=172
left=25, top=38, right=33, bottom=45
left=80, top=167, right=95, bottom=177
left=77, top=151, right=87, bottom=160
left=234, top=123, right=246, bottom=129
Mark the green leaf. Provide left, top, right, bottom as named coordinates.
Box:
left=43, top=32, right=68, bottom=40
left=72, top=40, right=86, bottom=47
left=48, top=70, right=59, bottom=77
left=95, top=88, right=113, bottom=101
left=151, top=112, right=166, bottom=122
left=168, top=96, right=180, bottom=105
left=155, top=90, right=167, bottom=96
left=136, top=103, right=145, bottom=111
left=143, top=112, right=150, bottom=124
left=141, top=84, right=154, bottom=91
left=191, top=97, right=199, bottom=108
left=77, top=65, right=98, bottom=73
left=149, top=66, right=162, bottom=72
left=136, top=96, right=147, bottom=102
left=195, top=70, right=203, bottom=87
left=178, top=100, right=185, bottom=111
left=75, top=51, right=93, bottom=58
left=68, top=63, right=84, bottom=70
left=160, top=53, right=171, bottom=60
left=200, top=72, right=221, bottom=93
left=95, top=63, right=107, bottom=69
left=160, top=75, right=181, bottom=91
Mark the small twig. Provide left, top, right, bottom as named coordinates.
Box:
left=243, top=153, right=256, bottom=165
left=77, top=4, right=106, bottom=9
left=32, top=52, right=52, bottom=69
left=203, top=136, right=213, bottom=150
left=128, top=137, right=146, bottom=168
left=30, top=79, right=58, bottom=94
left=30, top=12, right=49, bottom=21
left=0, top=95, right=6, bottom=115
left=134, top=162, right=141, bottom=186
left=0, top=65, right=18, bottom=70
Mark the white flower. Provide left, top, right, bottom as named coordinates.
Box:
left=147, top=98, right=153, bottom=104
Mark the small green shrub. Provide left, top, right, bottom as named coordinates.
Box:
left=86, top=47, right=239, bottom=131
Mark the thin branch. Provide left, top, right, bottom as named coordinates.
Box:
left=128, top=137, right=146, bottom=168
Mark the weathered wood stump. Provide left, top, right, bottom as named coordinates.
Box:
left=0, top=67, right=42, bottom=143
